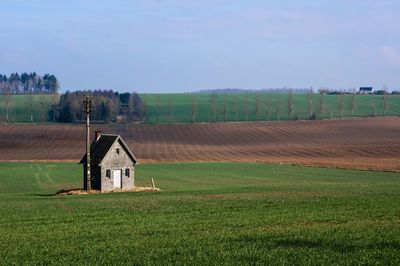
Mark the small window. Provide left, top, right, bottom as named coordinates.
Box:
left=125, top=168, right=130, bottom=177
left=116, top=148, right=120, bottom=155
left=106, top=169, right=111, bottom=178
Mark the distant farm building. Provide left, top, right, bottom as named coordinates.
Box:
left=359, top=87, right=373, bottom=94
left=80, top=132, right=137, bottom=192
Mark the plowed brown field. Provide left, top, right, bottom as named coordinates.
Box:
left=1, top=117, right=400, bottom=171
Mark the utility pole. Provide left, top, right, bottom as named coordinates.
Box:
left=83, top=94, right=93, bottom=191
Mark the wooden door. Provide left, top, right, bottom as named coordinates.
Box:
left=113, top=170, right=122, bottom=189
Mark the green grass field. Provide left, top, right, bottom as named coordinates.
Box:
left=141, top=93, right=400, bottom=123
left=0, top=94, right=59, bottom=123
left=0, top=162, right=399, bottom=264
left=1, top=93, right=399, bottom=124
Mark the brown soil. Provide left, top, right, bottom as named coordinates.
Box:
left=1, top=117, right=400, bottom=171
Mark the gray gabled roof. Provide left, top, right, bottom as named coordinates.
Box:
left=359, top=87, right=373, bottom=91
left=79, top=134, right=137, bottom=165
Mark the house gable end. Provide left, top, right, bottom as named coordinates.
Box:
left=98, top=136, right=137, bottom=166
left=117, top=137, right=138, bottom=164
left=99, top=139, right=135, bottom=167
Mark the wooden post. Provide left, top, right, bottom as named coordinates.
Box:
left=83, top=95, right=93, bottom=191
left=151, top=178, right=155, bottom=190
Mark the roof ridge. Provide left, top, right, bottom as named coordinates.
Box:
left=80, top=134, right=137, bottom=165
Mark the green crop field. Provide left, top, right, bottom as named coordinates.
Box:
left=1, top=93, right=399, bottom=124
left=0, top=162, right=399, bottom=265
left=141, top=93, right=400, bottom=123
left=0, top=94, right=58, bottom=123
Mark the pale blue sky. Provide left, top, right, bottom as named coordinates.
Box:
left=1, top=0, right=399, bottom=92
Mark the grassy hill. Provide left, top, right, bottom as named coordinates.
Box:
left=0, top=94, right=59, bottom=123
left=1, top=93, right=399, bottom=124
left=141, top=93, right=400, bottom=123
left=0, top=162, right=399, bottom=264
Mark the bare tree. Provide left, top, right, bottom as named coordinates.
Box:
left=51, top=93, right=59, bottom=123
left=3, top=86, right=11, bottom=123
left=168, top=97, right=174, bottom=123
left=191, top=95, right=197, bottom=123
left=338, top=92, right=345, bottom=118
left=223, top=95, right=227, bottom=122
left=266, top=96, right=272, bottom=121
left=234, top=96, right=239, bottom=122
left=28, top=77, right=33, bottom=94
left=319, top=92, right=325, bottom=119
left=255, top=92, right=260, bottom=121
left=107, top=99, right=118, bottom=122
left=116, top=96, right=121, bottom=121
left=39, top=96, right=45, bottom=122
left=155, top=95, right=161, bottom=123
left=307, top=88, right=314, bottom=118
left=287, top=90, right=293, bottom=120
left=351, top=89, right=357, bottom=117
left=382, top=87, right=388, bottom=117
left=28, top=92, right=34, bottom=122
left=276, top=99, right=281, bottom=121
left=244, top=98, right=249, bottom=121
left=142, top=95, right=147, bottom=122
left=128, top=94, right=135, bottom=122
left=210, top=93, right=217, bottom=122
left=11, top=77, right=19, bottom=94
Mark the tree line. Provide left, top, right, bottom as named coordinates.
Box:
left=0, top=72, right=59, bottom=94
left=142, top=90, right=399, bottom=124
left=1, top=90, right=398, bottom=124
left=55, top=90, right=143, bottom=123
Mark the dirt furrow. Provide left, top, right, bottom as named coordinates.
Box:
left=1, top=117, right=399, bottom=171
